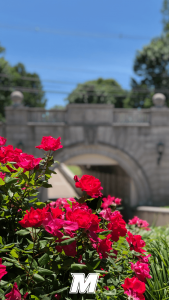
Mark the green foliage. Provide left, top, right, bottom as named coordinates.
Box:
left=145, top=238, right=169, bottom=300
left=126, top=35, right=169, bottom=108
left=0, top=45, right=47, bottom=119
left=66, top=78, right=127, bottom=108
left=161, top=0, right=169, bottom=32
left=0, top=148, right=144, bottom=300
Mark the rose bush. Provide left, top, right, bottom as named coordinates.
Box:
left=0, top=135, right=152, bottom=300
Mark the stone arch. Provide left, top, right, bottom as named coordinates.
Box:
left=54, top=144, right=151, bottom=206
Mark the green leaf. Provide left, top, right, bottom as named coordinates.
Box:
left=38, top=253, right=49, bottom=266
left=41, top=182, right=52, bottom=188
left=3, top=261, right=13, bottom=267
left=33, top=273, right=45, bottom=282
left=25, top=244, right=33, bottom=250
left=41, top=286, right=69, bottom=298
left=39, top=240, right=48, bottom=249
left=58, top=238, right=76, bottom=246
left=103, top=290, right=116, bottom=296
left=70, top=263, right=87, bottom=270
left=5, top=177, right=18, bottom=184
left=8, top=189, right=13, bottom=197
left=0, top=178, right=5, bottom=186
left=16, top=229, right=30, bottom=236
left=98, top=230, right=111, bottom=236
left=34, top=202, right=46, bottom=208
left=32, top=259, right=38, bottom=269
left=10, top=249, right=19, bottom=258
left=38, top=268, right=54, bottom=275
left=31, top=295, right=40, bottom=300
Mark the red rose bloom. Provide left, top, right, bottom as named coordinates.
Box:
left=5, top=282, right=21, bottom=300
left=55, top=239, right=77, bottom=257
left=0, top=145, right=42, bottom=172
left=66, top=204, right=100, bottom=231
left=0, top=172, right=6, bottom=181
left=35, top=136, right=63, bottom=151
left=17, top=153, right=42, bottom=172
left=0, top=258, right=7, bottom=280
left=107, top=211, right=127, bottom=242
left=122, top=277, right=146, bottom=300
left=96, top=235, right=112, bottom=258
left=130, top=261, right=152, bottom=282
left=51, top=207, right=64, bottom=219
left=0, top=136, right=7, bottom=146
left=101, top=195, right=121, bottom=209
left=126, top=231, right=146, bottom=254
left=129, top=216, right=150, bottom=231
left=74, top=174, right=103, bottom=198
left=19, top=207, right=47, bottom=228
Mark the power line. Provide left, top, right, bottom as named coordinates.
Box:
left=0, top=73, right=169, bottom=86
left=0, top=23, right=152, bottom=40
left=1, top=85, right=169, bottom=95
left=0, top=73, right=76, bottom=85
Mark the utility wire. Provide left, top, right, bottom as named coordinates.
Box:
left=0, top=73, right=76, bottom=85
left=0, top=73, right=169, bottom=85
left=0, top=23, right=152, bottom=40
left=1, top=85, right=169, bottom=95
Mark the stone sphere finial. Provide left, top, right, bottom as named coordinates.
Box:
left=152, top=93, right=166, bottom=108
left=10, top=91, right=24, bottom=106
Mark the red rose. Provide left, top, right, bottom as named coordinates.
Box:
left=0, top=172, right=6, bottom=181
left=66, top=204, right=100, bottom=231
left=130, top=261, right=151, bottom=282
left=128, top=216, right=150, bottom=230
left=35, top=136, right=63, bottom=151
left=0, top=259, right=7, bottom=280
left=66, top=209, right=92, bottom=229
left=107, top=211, right=127, bottom=242
left=0, top=145, right=42, bottom=172
left=0, top=136, right=7, bottom=146
left=101, top=195, right=121, bottom=209
left=96, top=235, right=112, bottom=258
left=74, top=174, right=103, bottom=198
left=126, top=231, right=146, bottom=254
left=19, top=207, right=47, bottom=228
left=5, top=282, right=21, bottom=300
left=122, top=277, right=146, bottom=300
left=55, top=239, right=77, bottom=257
left=51, top=207, right=64, bottom=219
left=17, top=153, right=42, bottom=172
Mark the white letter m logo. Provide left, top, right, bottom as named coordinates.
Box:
left=70, top=273, right=99, bottom=294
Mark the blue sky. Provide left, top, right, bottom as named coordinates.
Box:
left=0, top=0, right=163, bottom=108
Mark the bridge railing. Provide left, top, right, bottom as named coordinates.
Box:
left=28, top=107, right=151, bottom=125
left=28, top=109, right=66, bottom=123
left=113, top=109, right=150, bottom=124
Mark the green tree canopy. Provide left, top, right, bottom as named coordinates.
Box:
left=0, top=45, right=46, bottom=119
left=161, top=0, right=169, bottom=32
left=66, top=78, right=127, bottom=108
left=125, top=35, right=169, bottom=108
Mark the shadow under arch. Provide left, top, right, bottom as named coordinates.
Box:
left=54, top=144, right=151, bottom=207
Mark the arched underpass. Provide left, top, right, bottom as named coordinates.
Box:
left=48, top=144, right=151, bottom=211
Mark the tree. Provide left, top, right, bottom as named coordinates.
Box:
left=161, top=0, right=169, bottom=32
left=0, top=45, right=47, bottom=119
left=124, top=0, right=169, bottom=108
left=66, top=78, right=127, bottom=108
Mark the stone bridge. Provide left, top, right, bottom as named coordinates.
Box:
left=1, top=92, right=169, bottom=207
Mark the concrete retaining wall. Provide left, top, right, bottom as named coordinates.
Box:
left=135, top=206, right=169, bottom=226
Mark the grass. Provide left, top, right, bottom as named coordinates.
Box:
left=67, top=165, right=82, bottom=176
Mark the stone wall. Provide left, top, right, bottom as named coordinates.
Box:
left=3, top=93, right=169, bottom=207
